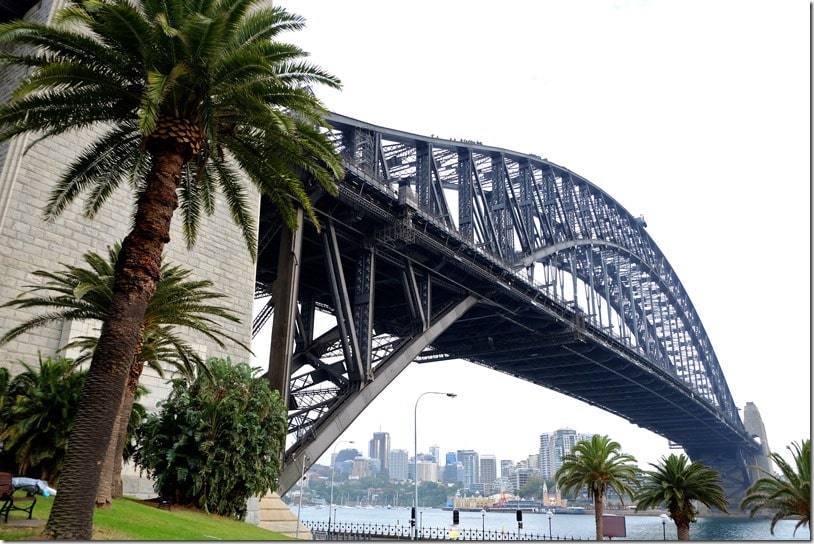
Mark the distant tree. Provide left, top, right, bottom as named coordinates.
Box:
left=635, top=453, right=729, bottom=540
left=418, top=481, right=451, bottom=508
left=555, top=434, right=639, bottom=540
left=741, top=439, right=810, bottom=536
left=519, top=475, right=545, bottom=500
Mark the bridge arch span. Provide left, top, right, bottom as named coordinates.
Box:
left=255, top=112, right=760, bottom=503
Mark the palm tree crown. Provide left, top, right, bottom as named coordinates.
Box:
left=555, top=434, right=639, bottom=540
left=741, top=439, right=810, bottom=536
left=1, top=243, right=248, bottom=376
left=0, top=0, right=343, bottom=251
left=635, top=453, right=729, bottom=540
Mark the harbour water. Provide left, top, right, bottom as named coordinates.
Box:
left=293, top=505, right=809, bottom=540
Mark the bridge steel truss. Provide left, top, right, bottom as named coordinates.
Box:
left=254, top=113, right=759, bottom=503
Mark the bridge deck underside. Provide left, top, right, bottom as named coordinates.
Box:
left=256, top=171, right=750, bottom=458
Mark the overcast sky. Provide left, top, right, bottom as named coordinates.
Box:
left=253, top=0, right=810, bottom=470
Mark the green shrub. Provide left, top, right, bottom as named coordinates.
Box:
left=134, top=357, right=287, bottom=519
left=0, top=356, right=86, bottom=482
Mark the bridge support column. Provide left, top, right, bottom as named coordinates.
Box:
left=267, top=208, right=304, bottom=406
left=277, top=294, right=479, bottom=493
left=685, top=444, right=756, bottom=510
left=247, top=491, right=312, bottom=539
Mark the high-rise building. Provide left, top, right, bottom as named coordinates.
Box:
left=333, top=448, right=361, bottom=473
left=500, top=460, right=513, bottom=478
left=390, top=449, right=409, bottom=482
left=442, top=452, right=458, bottom=483
left=537, top=428, right=595, bottom=478
left=416, top=461, right=439, bottom=483
left=429, top=445, right=440, bottom=464
left=512, top=466, right=537, bottom=493
left=479, top=454, right=497, bottom=486
left=554, top=428, right=578, bottom=473
left=350, top=457, right=371, bottom=479
left=457, top=450, right=479, bottom=493
left=369, top=432, right=391, bottom=472
left=528, top=453, right=539, bottom=471
left=538, top=433, right=555, bottom=478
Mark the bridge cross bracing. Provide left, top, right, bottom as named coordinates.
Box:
left=254, top=112, right=760, bottom=501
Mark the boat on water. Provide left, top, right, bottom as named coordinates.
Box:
left=555, top=506, right=588, bottom=514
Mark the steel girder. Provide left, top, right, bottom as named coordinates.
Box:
left=255, top=112, right=758, bottom=498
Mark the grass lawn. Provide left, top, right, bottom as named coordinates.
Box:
left=0, top=495, right=297, bottom=540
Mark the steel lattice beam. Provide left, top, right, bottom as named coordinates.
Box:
left=256, top=112, right=759, bottom=500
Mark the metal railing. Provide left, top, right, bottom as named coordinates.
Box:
left=305, top=520, right=582, bottom=541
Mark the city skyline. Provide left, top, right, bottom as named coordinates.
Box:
left=324, top=427, right=599, bottom=476
left=319, top=428, right=607, bottom=499
left=253, top=0, right=809, bottom=473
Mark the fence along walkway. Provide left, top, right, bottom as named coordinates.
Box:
left=304, top=520, right=582, bottom=541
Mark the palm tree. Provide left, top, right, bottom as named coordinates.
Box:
left=635, top=453, right=729, bottom=540
left=0, top=0, right=343, bottom=538
left=0, top=244, right=250, bottom=507
left=555, top=434, right=639, bottom=540
left=741, top=439, right=810, bottom=536
left=0, top=356, right=87, bottom=483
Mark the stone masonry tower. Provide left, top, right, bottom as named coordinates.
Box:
left=742, top=402, right=774, bottom=478
left=0, top=0, right=257, bottom=497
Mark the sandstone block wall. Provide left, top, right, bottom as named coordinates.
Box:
left=0, top=0, right=259, bottom=501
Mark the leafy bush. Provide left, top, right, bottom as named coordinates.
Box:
left=133, top=357, right=287, bottom=519
left=0, top=356, right=86, bottom=482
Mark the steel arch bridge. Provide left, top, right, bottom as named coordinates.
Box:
left=254, top=113, right=761, bottom=504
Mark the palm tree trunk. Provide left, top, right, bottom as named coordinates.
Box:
left=44, top=147, right=185, bottom=540
left=94, top=413, right=117, bottom=509
left=677, top=521, right=691, bottom=540
left=111, top=360, right=144, bottom=499
left=594, top=495, right=604, bottom=541
left=99, top=328, right=147, bottom=504
left=95, top=380, right=133, bottom=508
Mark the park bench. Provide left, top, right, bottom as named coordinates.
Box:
left=0, top=472, right=37, bottom=523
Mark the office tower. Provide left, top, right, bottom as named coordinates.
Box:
left=442, top=452, right=458, bottom=483
left=390, top=449, right=409, bottom=482
left=553, top=428, right=578, bottom=474
left=416, top=461, right=439, bottom=483
left=457, top=450, right=479, bottom=493
left=369, top=432, right=391, bottom=472
left=539, top=433, right=555, bottom=479
left=429, top=445, right=440, bottom=464
left=351, top=457, right=371, bottom=479
left=500, top=459, right=513, bottom=478
left=479, top=454, right=497, bottom=486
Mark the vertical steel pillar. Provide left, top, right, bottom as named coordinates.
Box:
left=457, top=150, right=473, bottom=241
left=267, top=208, right=304, bottom=407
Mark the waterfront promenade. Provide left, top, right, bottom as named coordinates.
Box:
left=294, top=505, right=809, bottom=540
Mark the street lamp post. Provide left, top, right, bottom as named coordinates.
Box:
left=481, top=509, right=486, bottom=537
left=328, top=440, right=354, bottom=540
left=547, top=509, right=553, bottom=539
left=295, top=454, right=309, bottom=539
left=660, top=513, right=668, bottom=540
left=413, top=391, right=456, bottom=540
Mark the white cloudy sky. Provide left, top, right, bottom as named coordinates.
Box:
left=253, top=0, right=810, bottom=469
